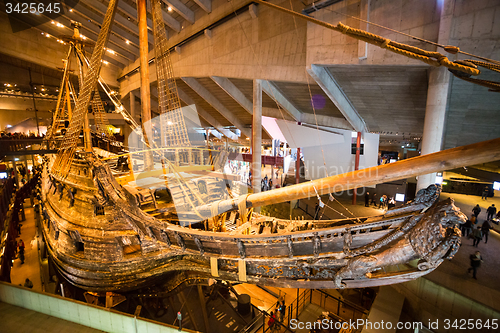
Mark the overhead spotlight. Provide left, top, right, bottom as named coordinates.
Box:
left=81, top=35, right=87, bottom=40
left=125, top=40, right=130, bottom=45
left=69, top=9, right=73, bottom=12
left=167, top=6, right=172, bottom=11
left=107, top=49, right=115, bottom=55
left=51, top=21, right=55, bottom=24
left=45, top=33, right=50, bottom=38
left=102, top=60, right=109, bottom=65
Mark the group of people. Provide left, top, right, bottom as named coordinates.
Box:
left=261, top=175, right=275, bottom=192
left=268, top=300, right=287, bottom=331
left=462, top=204, right=498, bottom=247
left=364, top=192, right=395, bottom=210
left=464, top=203, right=498, bottom=280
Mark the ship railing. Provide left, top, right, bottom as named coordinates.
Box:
left=0, top=138, right=63, bottom=155
left=150, top=213, right=410, bottom=260
left=286, top=289, right=369, bottom=332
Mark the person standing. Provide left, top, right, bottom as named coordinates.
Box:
left=462, top=217, right=473, bottom=237
left=481, top=220, right=492, bottom=243
left=486, top=204, right=496, bottom=220
left=268, top=311, right=276, bottom=332
left=279, top=300, right=286, bottom=323
left=472, top=204, right=481, bottom=219
left=468, top=251, right=482, bottom=279
left=24, top=278, right=33, bottom=289
left=481, top=186, right=489, bottom=200
left=371, top=193, right=377, bottom=206
left=472, top=226, right=482, bottom=247
left=364, top=192, right=370, bottom=207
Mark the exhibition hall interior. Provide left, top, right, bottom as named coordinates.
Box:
left=0, top=0, right=500, bottom=332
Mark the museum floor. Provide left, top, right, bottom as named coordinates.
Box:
left=3, top=189, right=500, bottom=331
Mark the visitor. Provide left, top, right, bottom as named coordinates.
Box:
left=486, top=204, right=496, bottom=220
left=365, top=192, right=370, bottom=207
left=278, top=300, right=286, bottom=322
left=388, top=197, right=396, bottom=209
left=371, top=193, right=377, bottom=206
left=314, top=202, right=320, bottom=220
left=268, top=311, right=276, bottom=331
left=472, top=226, right=482, bottom=247
left=462, top=217, right=473, bottom=237
left=481, top=220, right=492, bottom=244
left=467, top=251, right=482, bottom=280
left=24, top=278, right=33, bottom=289
left=472, top=204, right=481, bottom=218
left=481, top=186, right=489, bottom=200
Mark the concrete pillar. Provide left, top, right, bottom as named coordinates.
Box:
left=137, top=0, right=153, bottom=170
left=416, top=67, right=450, bottom=191
left=252, top=79, right=262, bottom=199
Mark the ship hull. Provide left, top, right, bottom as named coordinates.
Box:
left=39, top=153, right=465, bottom=291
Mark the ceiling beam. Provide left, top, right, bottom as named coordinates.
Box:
left=210, top=76, right=252, bottom=114
left=211, top=76, right=276, bottom=139
left=71, top=3, right=141, bottom=47
left=307, top=64, right=368, bottom=133
left=129, top=0, right=181, bottom=33
left=261, top=80, right=302, bottom=122
left=181, top=77, right=251, bottom=139
left=177, top=86, right=240, bottom=141
left=84, top=0, right=155, bottom=44
left=163, top=0, right=195, bottom=24
left=193, top=0, right=212, bottom=13
left=54, top=14, right=137, bottom=60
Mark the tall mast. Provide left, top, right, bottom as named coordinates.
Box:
left=52, top=0, right=119, bottom=177
left=137, top=0, right=154, bottom=170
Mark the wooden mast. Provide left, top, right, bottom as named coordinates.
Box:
left=137, top=0, right=154, bottom=170
left=196, top=137, right=500, bottom=217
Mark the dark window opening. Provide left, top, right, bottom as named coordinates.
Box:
left=75, top=241, right=84, bottom=252
left=351, top=143, right=364, bottom=155
left=95, top=204, right=105, bottom=216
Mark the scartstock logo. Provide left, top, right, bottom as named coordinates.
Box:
left=2, top=0, right=80, bottom=33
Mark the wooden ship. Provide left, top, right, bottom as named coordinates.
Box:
left=36, top=0, right=500, bottom=292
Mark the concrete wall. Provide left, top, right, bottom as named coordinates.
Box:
left=120, top=0, right=309, bottom=96
left=0, top=282, right=191, bottom=333
left=442, top=0, right=500, bottom=148
left=306, top=0, right=441, bottom=67
left=393, top=278, right=500, bottom=333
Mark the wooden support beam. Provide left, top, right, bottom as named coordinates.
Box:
left=197, top=285, right=211, bottom=333
left=178, top=291, right=201, bottom=332
left=210, top=257, right=219, bottom=277
left=238, top=259, right=247, bottom=282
